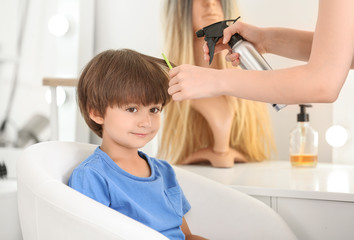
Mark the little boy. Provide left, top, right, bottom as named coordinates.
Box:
left=69, top=49, right=205, bottom=240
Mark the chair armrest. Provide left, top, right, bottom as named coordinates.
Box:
left=18, top=179, right=168, bottom=240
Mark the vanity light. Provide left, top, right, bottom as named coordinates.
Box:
left=325, top=125, right=349, bottom=147
left=45, top=86, right=67, bottom=106
left=48, top=14, right=70, bottom=37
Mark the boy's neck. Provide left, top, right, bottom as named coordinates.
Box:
left=100, top=142, right=138, bottom=162
left=100, top=143, right=151, bottom=178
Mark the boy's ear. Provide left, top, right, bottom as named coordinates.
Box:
left=89, top=109, right=104, bottom=124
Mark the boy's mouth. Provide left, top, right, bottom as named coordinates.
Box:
left=131, top=132, right=149, bottom=138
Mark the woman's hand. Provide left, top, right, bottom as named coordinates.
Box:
left=204, top=21, right=266, bottom=67
left=203, top=42, right=241, bottom=67
left=168, top=64, right=221, bottom=101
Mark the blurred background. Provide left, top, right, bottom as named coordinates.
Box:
left=1, top=0, right=353, bottom=165
left=1, top=1, right=354, bottom=239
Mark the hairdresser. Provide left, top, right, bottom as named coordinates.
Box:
left=168, top=0, right=354, bottom=104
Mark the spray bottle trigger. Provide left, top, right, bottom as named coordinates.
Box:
left=206, top=36, right=222, bottom=65
left=196, top=18, right=240, bottom=64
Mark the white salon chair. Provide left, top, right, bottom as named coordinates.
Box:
left=17, top=141, right=297, bottom=240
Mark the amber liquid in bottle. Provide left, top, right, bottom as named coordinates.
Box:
left=290, top=154, right=318, bottom=167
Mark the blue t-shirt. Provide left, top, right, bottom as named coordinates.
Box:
left=68, top=147, right=191, bottom=240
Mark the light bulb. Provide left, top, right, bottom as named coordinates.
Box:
left=325, top=125, right=349, bottom=147
left=48, top=15, right=70, bottom=37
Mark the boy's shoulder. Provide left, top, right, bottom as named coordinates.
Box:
left=69, top=148, right=108, bottom=187
left=74, top=147, right=105, bottom=172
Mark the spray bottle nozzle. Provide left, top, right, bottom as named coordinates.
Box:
left=196, top=29, right=205, bottom=38
left=298, top=104, right=312, bottom=122
left=196, top=17, right=241, bottom=64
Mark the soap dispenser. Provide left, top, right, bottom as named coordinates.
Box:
left=290, top=104, right=318, bottom=167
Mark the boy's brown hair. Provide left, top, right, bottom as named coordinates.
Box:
left=77, top=49, right=172, bottom=138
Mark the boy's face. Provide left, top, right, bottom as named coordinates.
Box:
left=92, top=103, right=162, bottom=151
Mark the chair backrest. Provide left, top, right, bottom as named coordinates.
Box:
left=175, top=167, right=297, bottom=239
left=17, top=141, right=168, bottom=240
left=17, top=141, right=297, bottom=240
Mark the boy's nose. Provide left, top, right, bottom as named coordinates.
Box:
left=138, top=114, right=152, bottom=128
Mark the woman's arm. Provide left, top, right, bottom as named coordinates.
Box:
left=169, top=0, right=354, bottom=103
left=263, top=28, right=313, bottom=62
left=220, top=22, right=313, bottom=62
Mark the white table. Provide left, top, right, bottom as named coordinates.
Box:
left=179, top=161, right=354, bottom=240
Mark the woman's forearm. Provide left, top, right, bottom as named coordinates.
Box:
left=263, top=28, right=313, bottom=62
left=218, top=65, right=337, bottom=104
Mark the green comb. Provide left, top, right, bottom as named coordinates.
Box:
left=161, top=53, right=173, bottom=70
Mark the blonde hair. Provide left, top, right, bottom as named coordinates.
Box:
left=158, top=0, right=276, bottom=164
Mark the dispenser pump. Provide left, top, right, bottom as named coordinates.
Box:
left=290, top=104, right=318, bottom=168
left=297, top=104, right=312, bottom=122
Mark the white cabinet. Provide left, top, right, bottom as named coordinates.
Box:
left=252, top=195, right=272, bottom=207
left=179, top=161, right=354, bottom=240
left=276, top=197, right=354, bottom=240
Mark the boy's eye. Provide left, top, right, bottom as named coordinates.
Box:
left=126, top=107, right=137, bottom=113
left=150, top=107, right=161, bottom=113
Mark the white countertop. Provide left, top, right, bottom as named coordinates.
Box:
left=178, top=161, right=354, bottom=202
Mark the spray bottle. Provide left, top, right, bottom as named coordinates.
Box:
left=289, top=104, right=318, bottom=167
left=196, top=17, right=286, bottom=111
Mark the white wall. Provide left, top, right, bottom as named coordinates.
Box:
left=94, top=0, right=164, bottom=57
left=333, top=71, right=354, bottom=164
